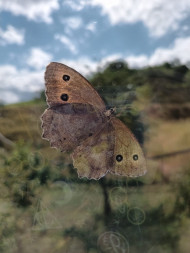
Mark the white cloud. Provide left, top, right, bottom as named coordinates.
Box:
left=149, top=37, right=190, bottom=65
left=182, top=25, right=189, bottom=31
left=63, top=0, right=87, bottom=11
left=89, top=0, right=190, bottom=37
left=55, top=34, right=78, bottom=54
left=1, top=36, right=190, bottom=104
left=0, top=65, right=43, bottom=92
left=0, top=56, right=122, bottom=104
left=61, top=16, right=83, bottom=35
left=61, top=16, right=83, bottom=30
left=0, top=58, right=97, bottom=104
left=126, top=36, right=190, bottom=68
left=59, top=36, right=190, bottom=72
left=0, top=25, right=25, bottom=45
left=0, top=65, right=43, bottom=104
left=0, top=90, right=21, bottom=104
left=99, top=54, right=122, bottom=67
left=59, top=54, right=122, bottom=76
left=59, top=58, right=97, bottom=76
left=86, top=22, right=97, bottom=32
left=0, top=0, right=59, bottom=23
left=27, top=48, right=52, bottom=70
left=126, top=55, right=149, bottom=68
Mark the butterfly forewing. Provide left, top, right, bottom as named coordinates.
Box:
left=45, top=62, right=106, bottom=111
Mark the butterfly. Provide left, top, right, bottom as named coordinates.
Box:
left=41, top=62, right=147, bottom=180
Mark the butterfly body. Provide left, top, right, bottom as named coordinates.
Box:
left=41, top=62, right=147, bottom=180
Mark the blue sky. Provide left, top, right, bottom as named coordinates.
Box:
left=0, top=0, right=190, bottom=104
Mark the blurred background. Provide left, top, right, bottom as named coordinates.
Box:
left=0, top=1, right=190, bottom=252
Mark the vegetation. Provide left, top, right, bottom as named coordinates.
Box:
left=0, top=61, right=190, bottom=252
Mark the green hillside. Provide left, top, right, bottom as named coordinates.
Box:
left=0, top=62, right=190, bottom=252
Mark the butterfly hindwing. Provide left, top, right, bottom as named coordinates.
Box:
left=71, top=117, right=147, bottom=179
left=110, top=118, right=147, bottom=177
left=72, top=122, right=115, bottom=180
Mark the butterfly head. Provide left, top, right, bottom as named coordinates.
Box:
left=105, top=107, right=116, bottom=117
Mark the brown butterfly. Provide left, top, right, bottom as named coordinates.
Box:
left=41, top=62, right=147, bottom=180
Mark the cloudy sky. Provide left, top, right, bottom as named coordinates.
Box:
left=0, top=0, right=190, bottom=104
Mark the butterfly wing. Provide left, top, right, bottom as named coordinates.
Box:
left=72, top=117, right=147, bottom=179
left=41, top=62, right=147, bottom=179
left=72, top=122, right=115, bottom=180
left=45, top=62, right=106, bottom=111
left=41, top=103, right=106, bottom=152
left=41, top=62, right=107, bottom=152
left=110, top=117, right=147, bottom=177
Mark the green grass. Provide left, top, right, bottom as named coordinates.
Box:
left=0, top=98, right=190, bottom=252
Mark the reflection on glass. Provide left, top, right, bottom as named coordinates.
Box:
left=1, top=60, right=190, bottom=252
